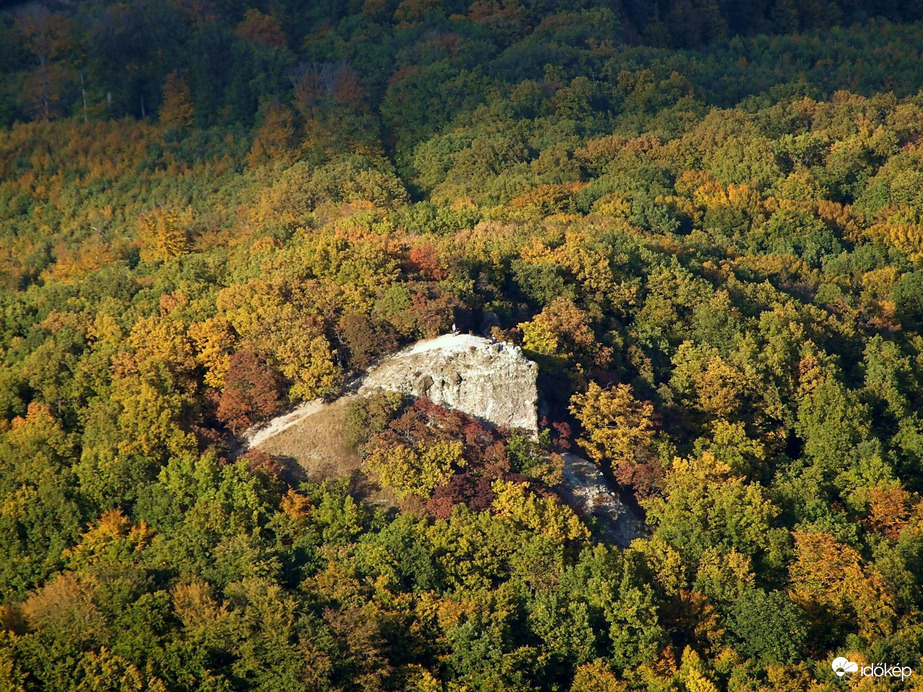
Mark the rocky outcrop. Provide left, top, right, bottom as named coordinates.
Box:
left=358, top=333, right=540, bottom=436
left=558, top=453, right=646, bottom=547
left=246, top=332, right=645, bottom=545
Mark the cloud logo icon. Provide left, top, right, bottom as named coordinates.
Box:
left=832, top=657, right=859, bottom=677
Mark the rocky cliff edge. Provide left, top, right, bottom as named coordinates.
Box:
left=358, top=333, right=540, bottom=437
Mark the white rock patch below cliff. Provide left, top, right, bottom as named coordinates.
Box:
left=358, top=334, right=540, bottom=436
left=558, top=453, right=646, bottom=547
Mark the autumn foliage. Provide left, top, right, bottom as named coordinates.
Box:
left=216, top=351, right=283, bottom=434
left=3, top=1, right=923, bottom=689
left=159, top=70, right=194, bottom=128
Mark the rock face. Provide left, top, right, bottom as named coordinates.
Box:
left=558, top=453, right=647, bottom=547
left=359, top=333, right=540, bottom=436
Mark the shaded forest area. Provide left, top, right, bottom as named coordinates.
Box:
left=3, top=0, right=923, bottom=690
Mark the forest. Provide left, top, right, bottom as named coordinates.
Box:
left=3, top=0, right=923, bottom=689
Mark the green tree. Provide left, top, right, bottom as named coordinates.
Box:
left=644, top=453, right=783, bottom=565
left=795, top=372, right=871, bottom=473
left=728, top=589, right=807, bottom=664
left=0, top=404, right=84, bottom=598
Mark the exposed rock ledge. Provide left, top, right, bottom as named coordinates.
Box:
left=558, top=453, right=646, bottom=547
left=358, top=333, right=540, bottom=437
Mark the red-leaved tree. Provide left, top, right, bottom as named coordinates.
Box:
left=216, top=351, right=283, bottom=434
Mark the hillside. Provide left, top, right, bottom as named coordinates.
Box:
left=2, top=1, right=923, bottom=690
left=244, top=333, right=643, bottom=544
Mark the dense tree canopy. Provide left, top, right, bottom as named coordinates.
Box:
left=2, top=0, right=923, bottom=690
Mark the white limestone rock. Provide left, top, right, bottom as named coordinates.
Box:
left=358, top=333, right=539, bottom=436
left=558, top=452, right=647, bottom=547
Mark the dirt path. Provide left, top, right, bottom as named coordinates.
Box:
left=401, top=332, right=487, bottom=356
left=243, top=399, right=327, bottom=450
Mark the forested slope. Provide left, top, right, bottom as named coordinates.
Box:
left=2, top=1, right=923, bottom=690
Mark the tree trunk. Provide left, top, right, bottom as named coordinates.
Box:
left=80, top=71, right=88, bottom=124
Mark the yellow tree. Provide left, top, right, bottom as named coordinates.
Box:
left=268, top=319, right=340, bottom=400
left=138, top=209, right=190, bottom=261
left=188, top=317, right=235, bottom=389
left=491, top=479, right=589, bottom=541
left=519, top=297, right=611, bottom=386
left=521, top=298, right=599, bottom=361
left=20, top=573, right=106, bottom=648
left=570, top=660, right=627, bottom=692
left=569, top=382, right=657, bottom=473
left=678, top=647, right=720, bottom=692
left=644, top=453, right=780, bottom=563
left=246, top=101, right=297, bottom=168
left=72, top=647, right=165, bottom=692
left=671, top=342, right=755, bottom=420
left=216, top=280, right=342, bottom=400
left=696, top=355, right=752, bottom=419
left=789, top=531, right=896, bottom=639
left=63, top=510, right=154, bottom=572
left=159, top=69, right=194, bottom=128
left=234, top=9, right=288, bottom=49
left=364, top=439, right=463, bottom=500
